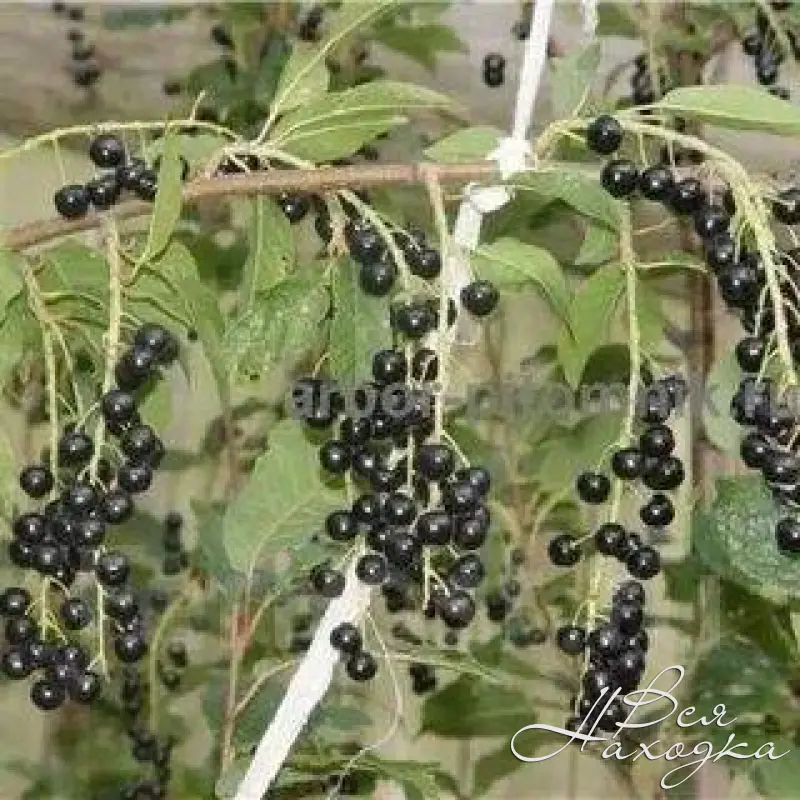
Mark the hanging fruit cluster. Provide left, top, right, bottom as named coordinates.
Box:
left=291, top=204, right=499, bottom=691
left=741, top=3, right=799, bottom=100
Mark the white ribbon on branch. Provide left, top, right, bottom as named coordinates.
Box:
left=447, top=0, right=556, bottom=346
left=234, top=3, right=557, bottom=798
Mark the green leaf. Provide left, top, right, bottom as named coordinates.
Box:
left=515, top=169, right=621, bottom=230
left=329, top=257, right=392, bottom=386
left=424, top=125, right=502, bottom=164
left=268, top=42, right=329, bottom=114
left=268, top=0, right=394, bottom=120
left=138, top=126, right=184, bottom=264
left=695, top=477, right=800, bottom=604
left=270, top=80, right=457, bottom=162
left=373, top=22, right=466, bottom=70
left=222, top=421, right=344, bottom=572
left=239, top=198, right=294, bottom=307
left=0, top=248, right=24, bottom=323
left=654, top=85, right=800, bottom=135
left=421, top=676, right=533, bottom=737
left=191, top=501, right=241, bottom=593
left=634, top=279, right=665, bottom=355
left=145, top=132, right=229, bottom=174
left=472, top=238, right=569, bottom=320
left=549, top=41, right=602, bottom=120
left=138, top=375, right=172, bottom=433
left=702, top=350, right=741, bottom=456
left=235, top=676, right=285, bottom=748
left=750, top=738, right=800, bottom=798
left=223, top=275, right=328, bottom=381
left=0, top=427, right=18, bottom=523
left=556, top=263, right=626, bottom=388
left=527, top=412, right=623, bottom=493
left=574, top=224, right=617, bottom=267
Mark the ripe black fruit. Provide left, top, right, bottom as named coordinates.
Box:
left=693, top=205, right=730, bottom=239
left=415, top=443, right=455, bottom=482
left=461, top=280, right=499, bottom=316
left=101, top=489, right=134, bottom=524
left=639, top=165, right=674, bottom=202
left=356, top=553, right=387, bottom=585
left=611, top=447, right=643, bottom=480
left=640, top=425, right=674, bottom=458
left=87, top=174, right=121, bottom=211
left=735, top=337, right=766, bottom=372
left=626, top=545, right=661, bottom=579
left=54, top=184, right=90, bottom=219
left=439, top=591, right=475, bottom=629
left=330, top=622, right=362, bottom=655
left=576, top=471, right=610, bottom=503
left=392, top=303, right=434, bottom=339
left=556, top=625, right=586, bottom=655
left=60, top=597, right=92, bottom=630
left=776, top=517, right=800, bottom=554
left=669, top=177, right=705, bottom=215
left=774, top=188, right=800, bottom=225
left=114, top=632, right=147, bottom=663
left=0, top=587, right=31, bottom=617
left=372, top=349, right=407, bottom=385
left=594, top=522, right=625, bottom=556
left=740, top=432, right=770, bottom=469
left=320, top=440, right=351, bottom=474
left=31, top=679, right=66, bottom=711
left=58, top=429, right=94, bottom=466
left=601, top=159, right=639, bottom=198
left=547, top=533, right=581, bottom=566
left=346, top=651, right=378, bottom=681
left=642, top=456, right=685, bottom=491
left=449, top=554, right=485, bottom=589
left=326, top=510, right=358, bottom=542
left=89, top=135, right=125, bottom=169
left=640, top=493, right=675, bottom=527
left=95, top=551, right=130, bottom=586
left=359, top=260, right=397, bottom=296
left=19, top=465, right=54, bottom=498
left=118, top=462, right=153, bottom=494
left=586, top=116, right=623, bottom=155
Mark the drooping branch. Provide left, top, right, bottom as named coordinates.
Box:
left=4, top=161, right=498, bottom=252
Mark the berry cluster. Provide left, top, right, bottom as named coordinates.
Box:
left=1, top=322, right=179, bottom=795
left=291, top=212, right=500, bottom=683
left=741, top=5, right=799, bottom=100
left=557, top=580, right=649, bottom=734
left=482, top=53, right=506, bottom=88
left=548, top=370, right=686, bottom=581
left=625, top=53, right=674, bottom=106
left=51, top=2, right=103, bottom=88
left=2, top=321, right=177, bottom=700
left=583, top=115, right=800, bottom=567
left=53, top=134, right=191, bottom=220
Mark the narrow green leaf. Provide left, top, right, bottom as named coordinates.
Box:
left=329, top=257, right=392, bottom=386
left=421, top=676, right=533, bottom=737
left=372, top=22, right=466, bottom=70
left=574, top=224, right=617, bottom=267
left=0, top=248, right=24, bottom=323
left=0, top=427, right=18, bottom=523
left=138, top=376, right=172, bottom=434
left=239, top=198, right=294, bottom=307
left=424, top=125, right=502, bottom=164
left=138, top=126, right=184, bottom=264
left=269, top=0, right=394, bottom=120
left=549, top=41, right=602, bottom=119
left=222, top=421, right=344, bottom=573
left=268, top=42, right=329, bottom=114
left=653, top=85, right=800, bottom=135
left=473, top=238, right=569, bottom=320
left=191, top=501, right=241, bottom=593
left=145, top=132, right=229, bottom=174
left=270, top=80, right=457, bottom=161
left=702, top=350, right=741, bottom=456
left=515, top=169, right=621, bottom=230
left=556, top=263, right=626, bottom=388
left=224, top=275, right=329, bottom=381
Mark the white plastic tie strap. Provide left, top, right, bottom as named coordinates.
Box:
left=234, top=562, right=371, bottom=800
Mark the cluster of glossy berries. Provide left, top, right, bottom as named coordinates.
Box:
left=118, top=700, right=176, bottom=800
left=482, top=53, right=506, bottom=88
left=53, top=134, right=190, bottom=220
left=557, top=580, right=649, bottom=733
left=293, top=216, right=499, bottom=682
left=1, top=323, right=178, bottom=717
left=586, top=113, right=800, bottom=554
left=51, top=2, right=102, bottom=89
left=741, top=4, right=798, bottom=100
left=549, top=372, right=686, bottom=582
left=626, top=53, right=675, bottom=106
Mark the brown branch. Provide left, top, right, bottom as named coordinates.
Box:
left=3, top=161, right=498, bottom=252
